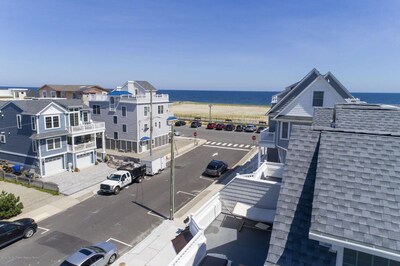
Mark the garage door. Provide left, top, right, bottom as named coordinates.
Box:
left=44, top=156, right=64, bottom=176
left=77, top=152, right=93, bottom=169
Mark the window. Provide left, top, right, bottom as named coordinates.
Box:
left=313, top=91, right=324, bottom=107
left=0, top=133, right=5, bottom=143
left=280, top=122, right=290, bottom=140
left=45, top=115, right=60, bottom=129
left=122, top=106, right=127, bottom=117
left=122, top=124, right=127, bottom=132
left=159, top=122, right=161, bottom=128
left=69, top=112, right=79, bottom=126
left=113, top=116, right=118, bottom=124
left=92, top=105, right=100, bottom=115
left=343, top=248, right=398, bottom=266
left=114, top=132, right=118, bottom=139
left=110, top=97, right=115, bottom=104
left=47, top=138, right=62, bottom=151
left=155, top=122, right=157, bottom=127
left=16, top=114, right=22, bottom=129
left=31, top=116, right=36, bottom=130
left=82, top=112, right=89, bottom=123
left=51, top=91, right=56, bottom=98
left=144, top=106, right=149, bottom=116
left=42, top=91, right=47, bottom=98
left=158, top=105, right=164, bottom=114
left=32, top=140, right=37, bottom=152
left=144, top=123, right=148, bottom=131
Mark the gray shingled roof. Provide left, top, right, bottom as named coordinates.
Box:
left=30, top=130, right=69, bottom=140
left=310, top=131, right=400, bottom=255
left=135, top=81, right=157, bottom=92
left=1, top=99, right=85, bottom=114
left=40, top=84, right=107, bottom=92
left=323, top=72, right=353, bottom=99
left=266, top=125, right=336, bottom=266
left=312, top=107, right=334, bottom=127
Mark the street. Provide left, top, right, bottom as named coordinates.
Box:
left=0, top=132, right=252, bottom=266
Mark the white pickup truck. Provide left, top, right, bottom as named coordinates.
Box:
left=100, top=170, right=133, bottom=195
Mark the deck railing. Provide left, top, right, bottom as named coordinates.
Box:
left=67, top=142, right=96, bottom=152
left=68, top=122, right=105, bottom=134
left=259, top=127, right=276, bottom=148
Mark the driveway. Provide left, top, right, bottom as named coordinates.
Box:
left=41, top=163, right=115, bottom=195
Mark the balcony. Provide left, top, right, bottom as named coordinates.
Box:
left=67, top=141, right=96, bottom=152
left=237, top=161, right=284, bottom=180
left=88, top=93, right=169, bottom=103
left=259, top=127, right=276, bottom=148
left=68, top=122, right=105, bottom=134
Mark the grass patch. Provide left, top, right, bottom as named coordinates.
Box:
left=0, top=179, right=59, bottom=196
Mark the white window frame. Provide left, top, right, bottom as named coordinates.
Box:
left=113, top=116, right=118, bottom=124
left=82, top=112, right=89, bottom=123
left=46, top=137, right=62, bottom=151
left=158, top=105, right=164, bottom=114
left=32, top=140, right=37, bottom=152
left=51, top=91, right=56, bottom=98
left=122, top=106, right=127, bottom=117
left=280, top=122, right=290, bottom=140
left=0, top=133, right=5, bottom=143
left=42, top=91, right=47, bottom=98
left=312, top=91, right=324, bottom=107
left=92, top=105, right=100, bottom=115
left=44, top=115, right=61, bottom=129
left=16, top=114, right=22, bottom=129
left=31, top=116, right=36, bottom=130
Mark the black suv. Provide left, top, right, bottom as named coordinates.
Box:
left=0, top=218, right=37, bottom=248
left=205, top=160, right=228, bottom=177
left=225, top=124, right=234, bottom=131
left=190, top=121, right=202, bottom=128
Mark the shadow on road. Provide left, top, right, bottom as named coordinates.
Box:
left=131, top=201, right=168, bottom=220
left=36, top=231, right=91, bottom=255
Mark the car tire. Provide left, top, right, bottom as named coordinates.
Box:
left=108, top=253, right=117, bottom=264
left=137, top=176, right=142, bottom=183
left=23, top=227, right=35, bottom=238
left=114, top=187, right=120, bottom=195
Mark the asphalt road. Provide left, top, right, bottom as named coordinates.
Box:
left=0, top=137, right=250, bottom=265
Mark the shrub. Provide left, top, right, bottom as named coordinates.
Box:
left=104, top=155, right=109, bottom=162
left=0, top=190, right=24, bottom=219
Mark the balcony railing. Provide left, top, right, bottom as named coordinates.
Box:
left=236, top=161, right=284, bottom=180
left=259, top=127, right=276, bottom=148
left=89, top=93, right=169, bottom=103
left=68, top=122, right=105, bottom=134
left=67, top=142, right=96, bottom=152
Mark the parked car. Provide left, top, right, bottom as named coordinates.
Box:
left=0, top=218, right=37, bottom=248
left=190, top=121, right=202, bottom=128
left=199, top=254, right=232, bottom=266
left=256, top=126, right=266, bottom=133
left=60, top=242, right=118, bottom=266
left=245, top=124, right=257, bottom=132
left=225, top=124, right=234, bottom=131
left=205, top=160, right=228, bottom=177
left=215, top=123, right=225, bottom=130
left=175, top=120, right=186, bottom=126
left=235, top=124, right=244, bottom=132
left=206, top=123, right=217, bottom=129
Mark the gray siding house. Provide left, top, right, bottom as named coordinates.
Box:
left=88, top=81, right=170, bottom=153
left=258, top=68, right=353, bottom=165
left=0, top=99, right=105, bottom=177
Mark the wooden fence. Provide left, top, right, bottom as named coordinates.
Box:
left=0, top=170, right=59, bottom=193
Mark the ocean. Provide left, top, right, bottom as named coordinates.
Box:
left=159, top=90, right=400, bottom=106
left=1, top=86, right=399, bottom=106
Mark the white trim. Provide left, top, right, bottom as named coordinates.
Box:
left=40, top=152, right=67, bottom=159
left=312, top=91, right=324, bottom=107
left=0, top=150, right=37, bottom=159
left=46, top=137, right=62, bottom=151
left=44, top=115, right=61, bottom=130
left=16, top=114, right=22, bottom=129
left=0, top=134, right=6, bottom=143
left=309, top=232, right=400, bottom=262
left=280, top=121, right=290, bottom=140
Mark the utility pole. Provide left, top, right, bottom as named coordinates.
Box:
left=150, top=87, right=153, bottom=156
left=169, top=121, right=175, bottom=220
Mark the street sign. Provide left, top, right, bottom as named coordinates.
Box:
left=193, top=132, right=197, bottom=137
left=252, top=135, right=256, bottom=141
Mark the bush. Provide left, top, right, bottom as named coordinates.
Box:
left=0, top=190, right=24, bottom=219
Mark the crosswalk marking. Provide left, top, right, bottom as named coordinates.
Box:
left=233, top=144, right=238, bottom=147
left=227, top=143, right=233, bottom=147
left=244, top=145, right=250, bottom=148
left=239, top=144, right=244, bottom=148
left=216, top=142, right=222, bottom=145
left=211, top=142, right=216, bottom=145
left=206, top=141, right=211, bottom=144
left=222, top=143, right=227, bottom=146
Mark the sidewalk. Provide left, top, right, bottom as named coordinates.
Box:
left=114, top=147, right=259, bottom=266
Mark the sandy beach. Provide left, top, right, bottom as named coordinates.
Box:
left=170, top=102, right=270, bottom=124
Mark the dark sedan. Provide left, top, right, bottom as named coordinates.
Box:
left=215, top=123, right=225, bottom=130
left=190, top=121, right=202, bottom=128
left=235, top=124, right=244, bottom=132
left=256, top=126, right=266, bottom=133
left=225, top=124, right=235, bottom=131
left=204, top=160, right=228, bottom=177
left=0, top=218, right=37, bottom=248
left=175, top=120, right=186, bottom=126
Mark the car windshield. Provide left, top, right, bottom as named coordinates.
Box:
left=85, top=246, right=106, bottom=254
left=107, top=174, right=121, bottom=181
left=60, top=261, right=76, bottom=266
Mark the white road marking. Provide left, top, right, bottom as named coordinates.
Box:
left=227, top=143, right=233, bottom=147
left=222, top=143, right=227, bottom=146
left=244, top=145, right=250, bottom=148
left=38, top=227, right=50, bottom=234
left=203, top=144, right=250, bottom=151
left=233, top=144, right=238, bottom=147
left=206, top=141, right=211, bottom=144
left=216, top=142, right=221, bottom=145
left=177, top=191, right=196, bottom=197
left=212, top=152, right=218, bottom=157
left=125, top=186, right=129, bottom=189
left=147, top=210, right=164, bottom=219
left=251, top=145, right=256, bottom=148
left=107, top=238, right=133, bottom=248
left=199, top=175, right=214, bottom=180
left=239, top=144, right=244, bottom=148
left=211, top=142, right=216, bottom=145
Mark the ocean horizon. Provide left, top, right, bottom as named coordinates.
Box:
left=1, top=86, right=399, bottom=106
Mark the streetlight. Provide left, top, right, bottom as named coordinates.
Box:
left=167, top=116, right=178, bottom=220
left=208, top=104, right=213, bottom=122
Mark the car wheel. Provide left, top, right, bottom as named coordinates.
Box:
left=108, top=253, right=117, bottom=264
left=24, top=227, right=35, bottom=238
left=114, top=187, right=120, bottom=195
left=137, top=176, right=142, bottom=183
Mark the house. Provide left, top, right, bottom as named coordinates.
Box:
left=265, top=103, right=400, bottom=266
left=0, top=99, right=106, bottom=177
left=0, top=87, right=28, bottom=101
left=37, top=84, right=109, bottom=104
left=259, top=68, right=353, bottom=165
left=88, top=81, right=170, bottom=153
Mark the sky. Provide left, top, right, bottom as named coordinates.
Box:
left=0, top=1, right=399, bottom=92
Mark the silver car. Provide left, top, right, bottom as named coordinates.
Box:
left=60, top=242, right=118, bottom=266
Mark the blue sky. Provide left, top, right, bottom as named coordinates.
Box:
left=0, top=1, right=399, bottom=92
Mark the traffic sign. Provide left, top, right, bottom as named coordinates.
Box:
left=252, top=135, right=256, bottom=141
left=193, top=132, right=197, bottom=137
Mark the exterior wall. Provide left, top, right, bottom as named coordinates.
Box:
left=37, top=105, right=68, bottom=132
left=38, top=136, right=68, bottom=158
left=280, top=76, right=347, bottom=118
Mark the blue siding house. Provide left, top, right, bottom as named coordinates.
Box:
left=0, top=99, right=105, bottom=177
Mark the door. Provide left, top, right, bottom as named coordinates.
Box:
left=0, top=224, right=21, bottom=246
left=44, top=156, right=64, bottom=176
left=141, top=141, right=147, bottom=152
left=76, top=152, right=93, bottom=169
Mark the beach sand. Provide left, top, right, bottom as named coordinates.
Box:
left=170, top=102, right=270, bottom=124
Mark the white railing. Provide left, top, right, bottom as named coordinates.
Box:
left=271, top=95, right=279, bottom=104
left=88, top=94, right=108, bottom=101
left=259, top=127, right=276, bottom=148
left=67, top=142, right=96, bottom=152
left=68, top=122, right=105, bottom=133
left=236, top=161, right=284, bottom=180
left=88, top=93, right=169, bottom=103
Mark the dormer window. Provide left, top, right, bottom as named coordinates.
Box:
left=51, top=91, right=56, bottom=98
left=313, top=91, right=324, bottom=107
left=16, top=114, right=22, bottom=129
left=45, top=115, right=60, bottom=129
left=42, top=91, right=47, bottom=98
left=31, top=116, right=36, bottom=130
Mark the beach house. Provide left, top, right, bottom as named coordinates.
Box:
left=0, top=99, right=105, bottom=177
left=258, top=68, right=353, bottom=165
left=0, top=87, right=28, bottom=101
left=88, top=81, right=170, bottom=153
left=37, top=84, right=109, bottom=104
